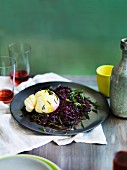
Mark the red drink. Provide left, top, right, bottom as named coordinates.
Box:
left=15, top=70, right=29, bottom=85
left=11, top=70, right=29, bottom=86
left=0, top=89, right=14, bottom=104
left=113, top=151, right=127, bottom=170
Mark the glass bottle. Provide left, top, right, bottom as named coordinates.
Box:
left=110, top=38, right=127, bottom=118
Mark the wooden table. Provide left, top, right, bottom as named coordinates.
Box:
left=24, top=76, right=127, bottom=170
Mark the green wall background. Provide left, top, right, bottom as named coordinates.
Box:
left=0, top=0, right=126, bottom=75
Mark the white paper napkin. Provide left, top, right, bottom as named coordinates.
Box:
left=0, top=72, right=107, bottom=158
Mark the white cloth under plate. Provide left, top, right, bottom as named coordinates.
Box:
left=0, top=73, right=107, bottom=158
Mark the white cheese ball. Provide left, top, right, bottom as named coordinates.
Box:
left=24, top=94, right=36, bottom=112
left=35, top=89, right=60, bottom=113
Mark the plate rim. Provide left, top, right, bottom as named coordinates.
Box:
left=0, top=154, right=61, bottom=170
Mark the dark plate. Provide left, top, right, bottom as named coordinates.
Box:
left=10, top=81, right=109, bottom=135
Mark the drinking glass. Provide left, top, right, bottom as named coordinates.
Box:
left=113, top=151, right=127, bottom=170
left=8, top=42, right=31, bottom=86
left=0, top=56, right=15, bottom=104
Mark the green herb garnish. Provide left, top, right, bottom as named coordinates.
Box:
left=39, top=126, right=46, bottom=132
left=92, top=101, right=100, bottom=109
left=54, top=99, right=57, bottom=104
left=46, top=89, right=53, bottom=95
left=81, top=121, right=85, bottom=128
left=47, top=100, right=51, bottom=105
left=73, top=89, right=84, bottom=93
left=59, top=117, right=63, bottom=125
left=42, top=105, right=45, bottom=110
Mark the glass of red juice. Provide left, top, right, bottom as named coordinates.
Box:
left=0, top=56, right=15, bottom=104
left=8, top=42, right=31, bottom=86
left=113, top=151, right=127, bottom=170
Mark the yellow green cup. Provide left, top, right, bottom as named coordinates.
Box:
left=96, top=65, right=114, bottom=97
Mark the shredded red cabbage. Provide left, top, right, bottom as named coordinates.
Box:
left=29, top=86, right=99, bottom=131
